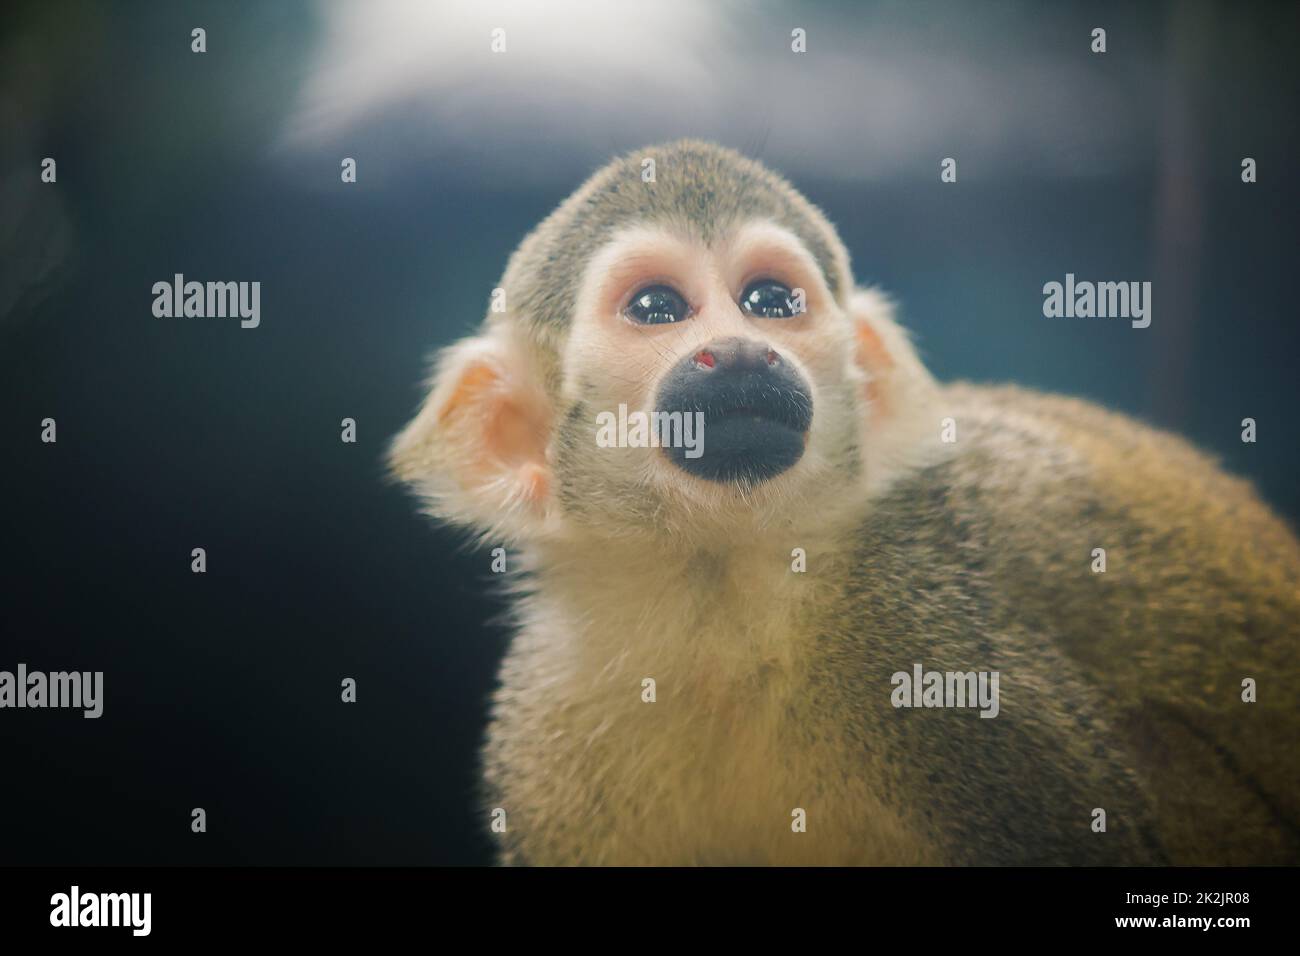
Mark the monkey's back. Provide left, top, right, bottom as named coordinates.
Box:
left=822, top=383, right=1300, bottom=863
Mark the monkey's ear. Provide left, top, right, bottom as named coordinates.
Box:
left=847, top=288, right=941, bottom=492
left=388, top=327, right=554, bottom=541
left=847, top=287, right=934, bottom=423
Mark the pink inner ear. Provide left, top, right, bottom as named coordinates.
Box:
left=486, top=396, right=549, bottom=469
left=438, top=362, right=500, bottom=425
left=517, top=462, right=550, bottom=506
left=439, top=360, right=552, bottom=506
left=854, top=320, right=895, bottom=418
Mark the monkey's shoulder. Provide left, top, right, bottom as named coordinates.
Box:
left=852, top=381, right=1300, bottom=636
left=913, top=382, right=1297, bottom=561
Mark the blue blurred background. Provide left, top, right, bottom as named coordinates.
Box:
left=1, top=0, right=1297, bottom=864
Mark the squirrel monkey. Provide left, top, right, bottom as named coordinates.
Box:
left=391, top=141, right=1300, bottom=865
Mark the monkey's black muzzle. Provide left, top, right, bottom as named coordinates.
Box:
left=655, top=336, right=813, bottom=484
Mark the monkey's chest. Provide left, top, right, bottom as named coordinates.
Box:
left=483, top=632, right=928, bottom=865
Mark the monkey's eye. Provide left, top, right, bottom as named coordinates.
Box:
left=624, top=285, right=690, bottom=325
left=740, top=279, right=799, bottom=319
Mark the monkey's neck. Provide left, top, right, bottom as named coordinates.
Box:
left=518, top=526, right=851, bottom=676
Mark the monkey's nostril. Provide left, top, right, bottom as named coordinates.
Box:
left=765, top=349, right=780, bottom=366
left=694, top=350, right=716, bottom=370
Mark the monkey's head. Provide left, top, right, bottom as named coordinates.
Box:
left=391, top=141, right=939, bottom=547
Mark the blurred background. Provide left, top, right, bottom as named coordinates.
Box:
left=1, top=0, right=1297, bottom=864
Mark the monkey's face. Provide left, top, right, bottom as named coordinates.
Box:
left=390, top=142, right=937, bottom=545
left=549, top=220, right=867, bottom=534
